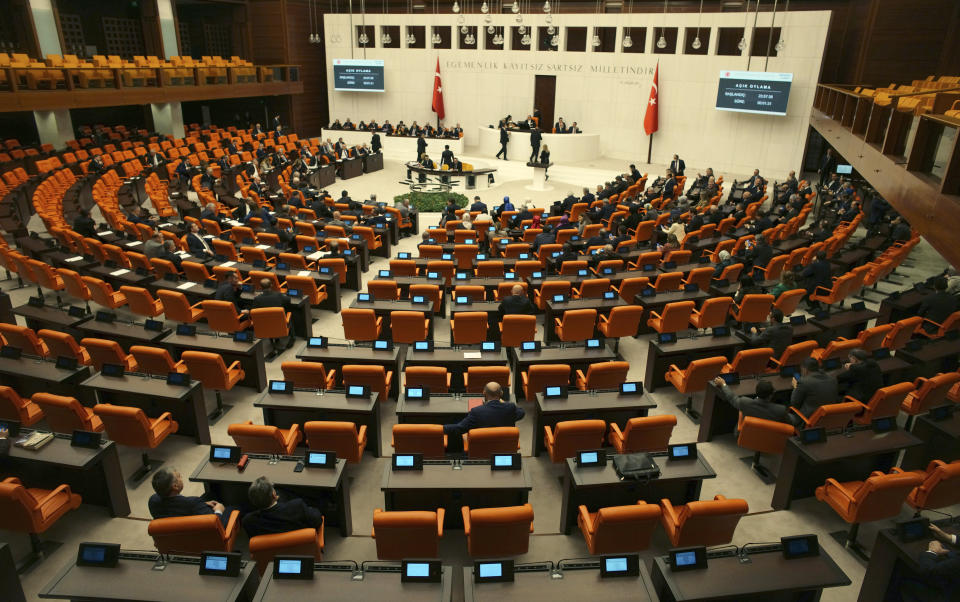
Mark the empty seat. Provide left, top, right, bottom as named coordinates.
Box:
left=148, top=512, right=241, bottom=554
left=451, top=312, right=489, bottom=345
left=554, top=309, right=597, bottom=342
left=157, top=290, right=204, bottom=323
left=463, top=427, right=520, bottom=459
left=464, top=366, right=510, bottom=392
left=578, top=502, right=662, bottom=554
left=790, top=401, right=861, bottom=430
left=81, top=276, right=127, bottom=309
left=280, top=361, right=336, bottom=389
left=521, top=364, right=570, bottom=400
left=342, top=365, right=393, bottom=401
left=92, top=403, right=179, bottom=481
left=499, top=315, right=537, bottom=347
left=31, top=393, right=103, bottom=433
left=850, top=382, right=914, bottom=425
left=228, top=421, right=301, bottom=455
left=372, top=508, right=444, bottom=560
left=660, top=495, right=749, bottom=547
left=576, top=361, right=630, bottom=391
left=0, top=477, right=82, bottom=568
left=462, top=504, right=534, bottom=557
left=341, top=308, right=382, bottom=341
left=37, top=330, right=90, bottom=365
left=544, top=419, right=606, bottom=463
left=303, top=421, right=367, bottom=463
left=181, top=350, right=245, bottom=416
left=119, top=286, right=163, bottom=317
left=391, top=311, right=430, bottom=343
left=608, top=415, right=677, bottom=453
left=392, top=424, right=447, bottom=458
left=0, top=323, right=49, bottom=357
left=249, top=526, right=324, bottom=576
left=81, top=338, right=138, bottom=372
left=902, top=460, right=960, bottom=512
left=737, top=414, right=797, bottom=480
left=597, top=306, right=644, bottom=352
left=647, top=301, right=695, bottom=334
left=404, top=366, right=450, bottom=393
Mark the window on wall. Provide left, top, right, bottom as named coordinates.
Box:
left=565, top=27, right=587, bottom=52
left=750, top=27, right=781, bottom=57
left=356, top=25, right=376, bottom=48
left=716, top=27, right=745, bottom=56
left=407, top=25, right=425, bottom=48
left=59, top=13, right=87, bottom=57
left=203, top=23, right=231, bottom=58
left=432, top=26, right=451, bottom=49
left=621, top=27, right=645, bottom=54
left=101, top=17, right=145, bottom=59
left=537, top=27, right=558, bottom=51
left=381, top=25, right=400, bottom=49
left=510, top=27, right=531, bottom=51
left=458, top=26, right=478, bottom=49
left=178, top=21, right=192, bottom=57
left=594, top=27, right=616, bottom=53
left=652, top=27, right=678, bottom=54
left=485, top=27, right=504, bottom=51
left=684, top=27, right=709, bottom=55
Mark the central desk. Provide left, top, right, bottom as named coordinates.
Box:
left=161, top=332, right=268, bottom=391
left=559, top=454, right=716, bottom=534
left=402, top=346, right=509, bottom=392
left=254, top=389, right=382, bottom=457
left=296, top=344, right=401, bottom=401
left=79, top=373, right=211, bottom=444
left=650, top=546, right=850, bottom=601
left=463, top=562, right=658, bottom=601
left=771, top=428, right=923, bottom=510
left=39, top=553, right=259, bottom=602
left=254, top=562, right=452, bottom=601
left=0, top=434, right=129, bottom=516
left=531, top=391, right=656, bottom=456
left=381, top=461, right=532, bottom=527
left=190, top=455, right=352, bottom=536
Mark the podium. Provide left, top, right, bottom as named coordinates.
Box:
left=526, top=161, right=554, bottom=191
left=363, top=153, right=384, bottom=173
left=340, top=157, right=363, bottom=179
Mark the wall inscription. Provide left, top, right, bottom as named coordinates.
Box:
left=442, top=59, right=656, bottom=77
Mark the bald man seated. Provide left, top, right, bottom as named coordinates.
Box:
left=497, top=284, right=536, bottom=319
left=443, top=382, right=525, bottom=436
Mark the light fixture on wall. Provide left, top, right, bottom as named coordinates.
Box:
left=453, top=1, right=461, bottom=12
left=775, top=0, right=788, bottom=52
left=511, top=1, right=520, bottom=13
left=466, top=32, right=476, bottom=44
left=738, top=0, right=750, bottom=53
left=656, top=0, right=668, bottom=49
left=551, top=34, right=559, bottom=47
left=521, top=33, right=531, bottom=45
left=691, top=0, right=703, bottom=49
left=592, top=34, right=601, bottom=47
left=543, top=1, right=550, bottom=12
left=307, top=0, right=314, bottom=42
left=481, top=1, right=489, bottom=12
left=518, top=25, right=526, bottom=34
left=547, top=25, right=555, bottom=34
left=487, top=24, right=495, bottom=32
left=622, top=0, right=633, bottom=47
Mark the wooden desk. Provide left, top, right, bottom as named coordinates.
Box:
left=339, top=157, right=363, bottom=179
left=76, top=317, right=172, bottom=351
left=307, top=164, right=336, bottom=188
left=902, top=413, right=960, bottom=469
left=508, top=345, right=619, bottom=400
left=645, top=335, right=744, bottom=392
left=300, top=251, right=362, bottom=290
left=0, top=356, right=92, bottom=397
left=85, top=264, right=154, bottom=289
left=363, top=152, right=384, bottom=173
left=810, top=308, right=880, bottom=345
left=255, top=389, right=382, bottom=457
left=448, top=300, right=504, bottom=340
left=12, top=303, right=89, bottom=333
left=229, top=260, right=341, bottom=314
left=532, top=391, right=656, bottom=456
left=857, top=522, right=955, bottom=602
left=650, top=547, right=850, bottom=602
left=161, top=332, right=268, bottom=391
left=0, top=434, right=129, bottom=516
left=296, top=343, right=402, bottom=401
left=403, top=346, right=509, bottom=392
left=0, top=543, right=25, bottom=602
left=255, top=563, right=452, bottom=602
left=896, top=337, right=960, bottom=378
left=381, top=461, right=531, bottom=527
left=543, top=297, right=627, bottom=343
left=877, top=289, right=926, bottom=325
left=39, top=553, right=259, bottom=602
left=79, top=373, right=211, bottom=444
left=559, top=454, right=716, bottom=534
left=191, top=455, right=352, bottom=536
left=349, top=299, right=436, bottom=341
left=635, top=290, right=711, bottom=335
left=463, top=563, right=658, bottom=602
left=771, top=428, right=923, bottom=510
left=697, top=377, right=794, bottom=442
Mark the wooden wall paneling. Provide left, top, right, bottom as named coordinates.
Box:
left=11, top=0, right=42, bottom=58
left=248, top=0, right=289, bottom=64
left=285, top=0, right=328, bottom=137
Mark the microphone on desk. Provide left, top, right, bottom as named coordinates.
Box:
left=920, top=508, right=958, bottom=524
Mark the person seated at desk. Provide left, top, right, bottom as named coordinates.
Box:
left=837, top=348, right=882, bottom=403
left=149, top=467, right=230, bottom=526
left=342, top=118, right=355, bottom=130
left=498, top=284, right=536, bottom=319
left=513, top=204, right=534, bottom=228
left=242, top=476, right=326, bottom=539
left=711, top=378, right=790, bottom=423
left=897, top=524, right=960, bottom=602
left=801, top=251, right=833, bottom=308
left=144, top=231, right=165, bottom=259
left=585, top=227, right=608, bottom=249
left=73, top=208, right=98, bottom=238
left=469, top=196, right=487, bottom=214
left=443, top=382, right=525, bottom=437
left=531, top=224, right=556, bottom=253
left=747, top=308, right=793, bottom=358
left=918, top=277, right=958, bottom=334
left=552, top=242, right=580, bottom=272
left=186, top=222, right=214, bottom=258
left=216, top=270, right=249, bottom=311
left=329, top=119, right=342, bottom=129
left=733, top=275, right=764, bottom=304
left=200, top=202, right=222, bottom=225
left=789, top=357, right=839, bottom=426
left=554, top=118, right=567, bottom=133
left=326, top=211, right=348, bottom=229
left=568, top=122, right=581, bottom=133
left=158, top=240, right=183, bottom=271
left=366, top=206, right=388, bottom=227
left=449, top=156, right=463, bottom=171
left=658, top=234, right=680, bottom=256
left=769, top=271, right=798, bottom=300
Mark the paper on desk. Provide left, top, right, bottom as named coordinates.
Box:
left=226, top=220, right=242, bottom=227
left=221, top=261, right=236, bottom=267
left=110, top=269, right=130, bottom=276
left=298, top=270, right=312, bottom=276
left=463, top=352, right=482, bottom=359
left=256, top=244, right=270, bottom=250
left=177, top=282, right=197, bottom=290
left=65, top=256, right=84, bottom=262
left=307, top=252, right=322, bottom=261
left=175, top=251, right=190, bottom=257
left=127, top=241, right=143, bottom=246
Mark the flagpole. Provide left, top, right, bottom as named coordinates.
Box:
left=647, top=134, right=653, bottom=165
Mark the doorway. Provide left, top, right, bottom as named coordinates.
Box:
left=534, top=75, right=556, bottom=132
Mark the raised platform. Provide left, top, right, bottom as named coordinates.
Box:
left=474, top=126, right=601, bottom=164
left=321, top=129, right=464, bottom=161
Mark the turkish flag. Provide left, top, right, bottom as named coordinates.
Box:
left=431, top=58, right=445, bottom=120
left=644, top=62, right=659, bottom=135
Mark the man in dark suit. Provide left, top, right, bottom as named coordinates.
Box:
left=371, top=132, right=382, bottom=153
left=241, top=477, right=325, bottom=538
left=470, top=196, right=488, bottom=214
left=918, top=277, right=958, bottom=333
left=899, top=524, right=960, bottom=602
left=554, top=118, right=567, bottom=133
left=713, top=378, right=790, bottom=423
left=251, top=278, right=288, bottom=310
left=789, top=357, right=839, bottom=425
left=497, top=284, right=536, bottom=319
left=442, top=382, right=525, bottom=436
left=748, top=308, right=793, bottom=359
left=185, top=223, right=214, bottom=257
left=531, top=225, right=556, bottom=253
left=416, top=135, right=427, bottom=162
left=836, top=349, right=882, bottom=403
left=73, top=208, right=98, bottom=238
left=149, top=467, right=229, bottom=526
left=158, top=241, right=183, bottom=271
left=586, top=228, right=608, bottom=249
left=440, top=145, right=454, bottom=167
left=801, top=251, right=833, bottom=299
left=200, top=202, right=222, bottom=225
left=818, top=148, right=836, bottom=187
left=529, top=127, right=541, bottom=163
left=144, top=149, right=165, bottom=169
left=215, top=270, right=248, bottom=310
left=670, top=154, right=685, bottom=177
